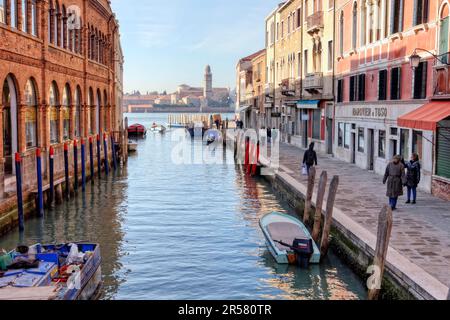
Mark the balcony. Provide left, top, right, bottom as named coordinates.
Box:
left=280, top=78, right=296, bottom=97
left=303, top=73, right=323, bottom=94
left=306, top=11, right=323, bottom=34
left=433, top=62, right=450, bottom=98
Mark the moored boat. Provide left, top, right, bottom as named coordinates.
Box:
left=150, top=123, right=167, bottom=133
left=0, top=242, right=102, bottom=300
left=128, top=124, right=147, bottom=137
left=259, top=212, right=320, bottom=267
left=128, top=140, right=138, bottom=152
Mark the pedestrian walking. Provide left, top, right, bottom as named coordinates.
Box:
left=383, top=155, right=406, bottom=211
left=403, top=153, right=421, bottom=204
left=302, top=142, right=318, bottom=174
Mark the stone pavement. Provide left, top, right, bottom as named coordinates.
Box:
left=271, top=142, right=450, bottom=297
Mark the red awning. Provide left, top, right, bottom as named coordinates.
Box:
left=398, top=101, right=450, bottom=131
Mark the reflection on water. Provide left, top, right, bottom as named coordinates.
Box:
left=0, top=113, right=365, bottom=300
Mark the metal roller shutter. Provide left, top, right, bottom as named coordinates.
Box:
left=437, top=120, right=450, bottom=179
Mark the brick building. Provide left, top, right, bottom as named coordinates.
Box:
left=334, top=0, right=450, bottom=199
left=0, top=0, right=123, bottom=206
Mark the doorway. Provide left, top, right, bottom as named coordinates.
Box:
left=368, top=129, right=375, bottom=171
left=327, top=118, right=333, bottom=154
left=2, top=75, right=18, bottom=175
left=351, top=132, right=356, bottom=164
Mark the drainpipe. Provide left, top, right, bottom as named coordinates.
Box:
left=332, top=0, right=336, bottom=157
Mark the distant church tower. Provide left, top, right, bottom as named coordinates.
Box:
left=204, top=65, right=213, bottom=100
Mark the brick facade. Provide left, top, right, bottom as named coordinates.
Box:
left=0, top=0, right=123, bottom=201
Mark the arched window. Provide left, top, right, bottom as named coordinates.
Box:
left=24, top=79, right=38, bottom=148
left=339, top=11, right=344, bottom=56
left=49, top=82, right=59, bottom=144
left=21, top=0, right=27, bottom=32
left=31, top=0, right=37, bottom=36
left=439, top=3, right=449, bottom=64
left=48, top=0, right=53, bottom=42
left=62, top=84, right=71, bottom=140
left=0, top=0, right=5, bottom=24
left=2, top=74, right=19, bottom=174
left=11, top=0, right=17, bottom=28
left=54, top=2, right=59, bottom=45
left=75, top=86, right=81, bottom=137
left=61, top=5, right=66, bottom=48
left=103, top=90, right=108, bottom=131
left=352, top=2, right=357, bottom=49
left=96, top=89, right=101, bottom=133
left=88, top=88, right=94, bottom=134
left=361, top=1, right=366, bottom=45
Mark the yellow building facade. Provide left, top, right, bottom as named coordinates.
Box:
left=261, top=0, right=335, bottom=153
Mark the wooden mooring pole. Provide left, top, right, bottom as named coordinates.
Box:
left=15, top=153, right=24, bottom=232
left=36, top=148, right=44, bottom=217
left=320, top=175, right=339, bottom=259
left=367, top=205, right=393, bottom=300
left=312, top=171, right=327, bottom=242
left=303, top=167, right=316, bottom=224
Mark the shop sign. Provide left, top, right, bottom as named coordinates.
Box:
left=352, top=107, right=388, bottom=118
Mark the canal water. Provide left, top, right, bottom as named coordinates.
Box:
left=0, top=113, right=366, bottom=300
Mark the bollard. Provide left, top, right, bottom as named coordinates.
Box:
left=15, top=153, right=24, bottom=232
left=64, top=143, right=70, bottom=200
left=48, top=146, right=55, bottom=206
left=89, top=137, right=94, bottom=182
left=36, top=148, right=44, bottom=217
left=73, top=139, right=78, bottom=191
left=96, top=134, right=101, bottom=179
left=81, top=138, right=86, bottom=192
left=103, top=133, right=109, bottom=176
left=111, top=135, right=117, bottom=171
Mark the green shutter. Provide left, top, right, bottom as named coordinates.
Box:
left=437, top=122, right=450, bottom=179
left=440, top=17, right=449, bottom=64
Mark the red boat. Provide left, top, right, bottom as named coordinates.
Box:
left=128, top=124, right=147, bottom=137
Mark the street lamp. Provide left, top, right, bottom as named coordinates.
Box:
left=409, top=48, right=450, bottom=69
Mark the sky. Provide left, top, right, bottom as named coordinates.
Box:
left=111, top=0, right=281, bottom=94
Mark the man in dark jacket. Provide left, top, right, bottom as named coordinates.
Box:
left=403, top=153, right=421, bottom=204
left=303, top=143, right=318, bottom=174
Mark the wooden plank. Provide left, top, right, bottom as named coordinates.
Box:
left=0, top=287, right=57, bottom=300
left=303, top=167, right=316, bottom=224
left=312, top=171, right=327, bottom=242
left=367, top=205, right=393, bottom=300
left=320, top=175, right=339, bottom=259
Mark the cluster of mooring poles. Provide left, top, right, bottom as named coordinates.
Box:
left=302, top=167, right=394, bottom=300
left=233, top=132, right=261, bottom=177
left=14, top=133, right=120, bottom=232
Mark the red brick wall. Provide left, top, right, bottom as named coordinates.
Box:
left=432, top=177, right=450, bottom=201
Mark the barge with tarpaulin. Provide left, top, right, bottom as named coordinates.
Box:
left=0, top=242, right=102, bottom=300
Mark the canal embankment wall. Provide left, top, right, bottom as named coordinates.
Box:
left=226, top=130, right=449, bottom=300
left=0, top=134, right=126, bottom=236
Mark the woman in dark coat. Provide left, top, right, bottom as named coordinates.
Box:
left=403, top=153, right=421, bottom=204
left=383, top=155, right=406, bottom=211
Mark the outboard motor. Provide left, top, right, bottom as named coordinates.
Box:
left=292, top=238, right=314, bottom=268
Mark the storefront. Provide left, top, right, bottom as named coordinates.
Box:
left=398, top=101, right=450, bottom=200
left=291, top=100, right=328, bottom=153
left=335, top=102, right=434, bottom=192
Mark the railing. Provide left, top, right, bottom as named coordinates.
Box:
left=306, top=11, right=324, bottom=33
left=304, top=72, right=323, bottom=92
left=280, top=78, right=296, bottom=96
left=265, top=83, right=274, bottom=97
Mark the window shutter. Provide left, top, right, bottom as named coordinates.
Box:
left=390, top=0, right=396, bottom=34
left=399, top=0, right=405, bottom=32
left=437, top=126, right=450, bottom=179
left=358, top=74, right=366, bottom=101
left=379, top=70, right=387, bottom=100
left=421, top=61, right=428, bottom=99
left=350, top=76, right=355, bottom=101
left=423, top=0, right=429, bottom=23
left=413, top=0, right=418, bottom=26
